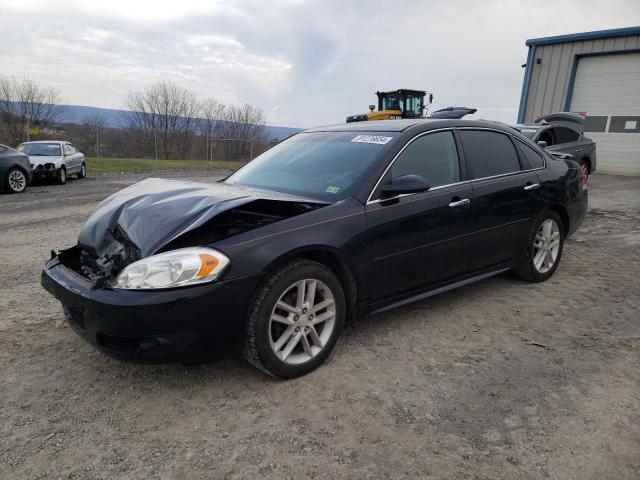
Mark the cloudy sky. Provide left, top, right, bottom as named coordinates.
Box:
left=2, top=0, right=639, bottom=127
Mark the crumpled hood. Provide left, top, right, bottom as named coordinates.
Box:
left=78, top=177, right=318, bottom=259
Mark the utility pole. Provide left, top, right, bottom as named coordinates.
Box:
left=96, top=126, right=99, bottom=170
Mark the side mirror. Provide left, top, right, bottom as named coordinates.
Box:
left=536, top=140, right=548, bottom=148
left=380, top=174, right=430, bottom=196
left=550, top=152, right=575, bottom=160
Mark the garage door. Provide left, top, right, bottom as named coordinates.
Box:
left=570, top=52, right=640, bottom=176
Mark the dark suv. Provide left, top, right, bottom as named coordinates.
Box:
left=513, top=112, right=596, bottom=177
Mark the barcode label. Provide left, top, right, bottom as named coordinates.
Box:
left=351, top=135, right=393, bottom=145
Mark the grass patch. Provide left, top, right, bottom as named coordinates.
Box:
left=85, top=157, right=245, bottom=174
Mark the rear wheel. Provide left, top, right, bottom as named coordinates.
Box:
left=56, top=166, right=67, bottom=185
left=513, top=210, right=564, bottom=282
left=579, top=159, right=590, bottom=178
left=5, top=168, right=27, bottom=193
left=77, top=162, right=86, bottom=179
left=243, top=260, right=345, bottom=378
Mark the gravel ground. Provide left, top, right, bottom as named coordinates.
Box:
left=1, top=171, right=639, bottom=479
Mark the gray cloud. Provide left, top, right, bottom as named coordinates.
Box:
left=1, top=0, right=639, bottom=127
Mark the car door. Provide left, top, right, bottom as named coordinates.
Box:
left=62, top=143, right=75, bottom=173
left=360, top=129, right=475, bottom=301
left=457, top=129, right=544, bottom=271
left=545, top=127, right=582, bottom=158
left=69, top=144, right=83, bottom=172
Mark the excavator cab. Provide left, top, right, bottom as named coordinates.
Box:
left=346, top=89, right=433, bottom=123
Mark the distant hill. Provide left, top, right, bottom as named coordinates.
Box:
left=56, top=104, right=302, bottom=141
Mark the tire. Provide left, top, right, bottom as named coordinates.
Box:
left=243, top=259, right=346, bottom=379
left=579, top=159, right=590, bottom=178
left=5, top=168, right=28, bottom=193
left=56, top=166, right=67, bottom=185
left=77, top=162, right=86, bottom=179
left=512, top=210, right=564, bottom=282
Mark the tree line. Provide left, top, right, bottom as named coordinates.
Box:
left=0, top=75, right=272, bottom=162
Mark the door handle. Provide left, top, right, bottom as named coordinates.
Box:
left=448, top=198, right=471, bottom=207
left=524, top=183, right=540, bottom=191
left=575, top=149, right=580, bottom=152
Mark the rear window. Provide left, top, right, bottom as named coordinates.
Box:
left=458, top=130, right=521, bottom=179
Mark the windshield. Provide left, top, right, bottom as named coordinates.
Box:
left=381, top=94, right=403, bottom=112
left=226, top=131, right=397, bottom=201
left=17, top=142, right=61, bottom=156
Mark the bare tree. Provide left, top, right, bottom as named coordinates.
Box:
left=0, top=75, right=64, bottom=146
left=126, top=81, right=201, bottom=160
left=199, top=98, right=225, bottom=161
left=219, top=104, right=268, bottom=160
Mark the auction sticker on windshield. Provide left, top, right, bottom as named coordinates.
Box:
left=351, top=135, right=393, bottom=145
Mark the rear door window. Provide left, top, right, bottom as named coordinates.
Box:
left=458, top=130, right=521, bottom=179
left=388, top=130, right=461, bottom=189
left=553, top=127, right=579, bottom=144
left=515, top=141, right=545, bottom=169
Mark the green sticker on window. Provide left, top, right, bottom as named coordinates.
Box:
left=326, top=186, right=341, bottom=193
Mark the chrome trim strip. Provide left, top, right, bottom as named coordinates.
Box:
left=365, top=126, right=546, bottom=206
left=366, top=180, right=471, bottom=206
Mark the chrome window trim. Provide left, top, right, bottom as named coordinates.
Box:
left=367, top=180, right=471, bottom=205
left=366, top=126, right=548, bottom=206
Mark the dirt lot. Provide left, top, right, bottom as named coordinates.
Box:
left=1, top=171, right=639, bottom=479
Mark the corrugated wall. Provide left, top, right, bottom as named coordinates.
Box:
left=523, top=35, right=640, bottom=122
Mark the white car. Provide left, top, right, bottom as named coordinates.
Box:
left=17, top=140, right=86, bottom=185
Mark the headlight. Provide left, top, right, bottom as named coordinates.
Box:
left=114, top=247, right=230, bottom=290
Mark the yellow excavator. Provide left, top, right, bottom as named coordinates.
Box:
left=346, top=88, right=434, bottom=123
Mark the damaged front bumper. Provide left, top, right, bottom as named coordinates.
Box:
left=41, top=253, right=260, bottom=364
left=32, top=163, right=60, bottom=180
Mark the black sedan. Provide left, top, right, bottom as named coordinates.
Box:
left=42, top=119, right=588, bottom=378
left=0, top=144, right=32, bottom=193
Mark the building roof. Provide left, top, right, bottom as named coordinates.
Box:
left=526, top=26, right=640, bottom=47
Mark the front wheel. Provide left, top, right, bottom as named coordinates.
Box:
left=56, top=166, right=67, bottom=185
left=243, top=260, right=345, bottom=379
left=512, top=210, right=564, bottom=282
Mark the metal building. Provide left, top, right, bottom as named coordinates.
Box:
left=518, top=26, right=640, bottom=175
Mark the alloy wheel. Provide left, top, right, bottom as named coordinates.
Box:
left=533, top=219, right=561, bottom=274
left=8, top=170, right=26, bottom=192
left=268, top=278, right=336, bottom=365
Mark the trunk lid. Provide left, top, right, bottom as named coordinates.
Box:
left=534, top=112, right=585, bottom=133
